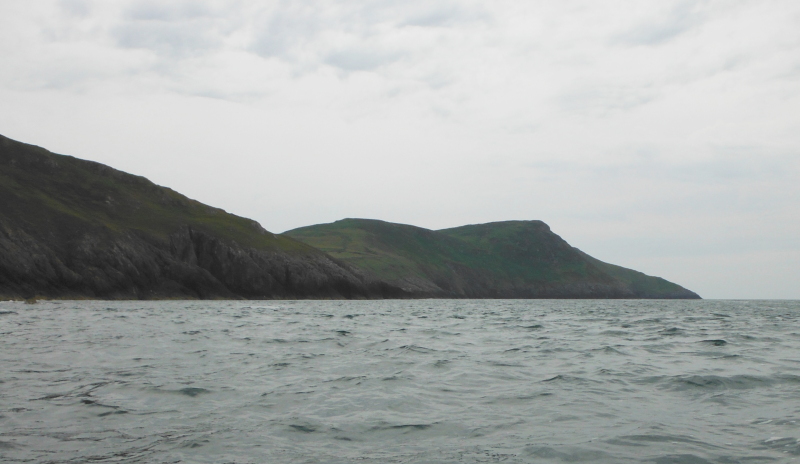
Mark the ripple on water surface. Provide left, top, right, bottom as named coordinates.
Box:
left=1, top=299, right=800, bottom=463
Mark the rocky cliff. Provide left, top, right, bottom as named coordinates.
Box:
left=0, top=134, right=404, bottom=300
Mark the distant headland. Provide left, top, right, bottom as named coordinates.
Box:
left=0, top=134, right=699, bottom=300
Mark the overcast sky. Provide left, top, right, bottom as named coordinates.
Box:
left=1, top=0, right=799, bottom=299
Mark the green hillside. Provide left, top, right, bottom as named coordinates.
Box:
left=0, top=134, right=396, bottom=299
left=286, top=219, right=504, bottom=295
left=0, top=136, right=303, bottom=252
left=440, top=220, right=607, bottom=282
left=575, top=250, right=694, bottom=299
left=286, top=219, right=700, bottom=299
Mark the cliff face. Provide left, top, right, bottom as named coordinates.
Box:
left=0, top=134, right=402, bottom=300
left=286, top=219, right=701, bottom=299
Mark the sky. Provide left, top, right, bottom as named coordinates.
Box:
left=1, top=0, right=799, bottom=299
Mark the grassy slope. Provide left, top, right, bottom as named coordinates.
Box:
left=286, top=218, right=699, bottom=298
left=439, top=221, right=608, bottom=283
left=575, top=250, right=697, bottom=298
left=287, top=219, right=610, bottom=285
left=0, top=134, right=312, bottom=254
left=285, top=218, right=499, bottom=282
left=442, top=222, right=698, bottom=297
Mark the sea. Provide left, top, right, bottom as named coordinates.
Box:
left=1, top=299, right=800, bottom=463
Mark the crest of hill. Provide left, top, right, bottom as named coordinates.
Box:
left=440, top=221, right=700, bottom=299
left=0, top=134, right=399, bottom=300
left=286, top=218, right=700, bottom=299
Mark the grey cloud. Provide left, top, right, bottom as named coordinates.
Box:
left=557, top=85, right=657, bottom=115
left=250, top=4, right=322, bottom=59
left=346, top=0, right=487, bottom=28
left=778, top=60, right=800, bottom=81
left=249, top=0, right=488, bottom=71
left=124, top=1, right=213, bottom=21
left=250, top=4, right=406, bottom=71
left=173, top=87, right=266, bottom=103
left=112, top=1, right=231, bottom=57
left=420, top=71, right=454, bottom=90
left=395, top=2, right=489, bottom=28
left=401, top=7, right=465, bottom=27
left=324, top=47, right=404, bottom=72
left=59, top=0, right=91, bottom=17
left=110, top=0, right=237, bottom=57
left=613, top=1, right=703, bottom=46
left=113, top=20, right=220, bottom=57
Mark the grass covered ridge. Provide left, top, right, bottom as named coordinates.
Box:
left=286, top=218, right=700, bottom=298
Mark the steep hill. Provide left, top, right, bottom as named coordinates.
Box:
left=0, top=134, right=402, bottom=299
left=286, top=219, right=700, bottom=299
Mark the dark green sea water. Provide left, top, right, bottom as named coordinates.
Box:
left=1, top=300, right=799, bottom=463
